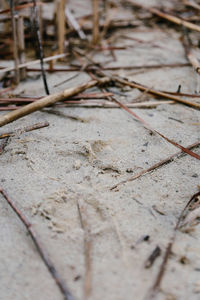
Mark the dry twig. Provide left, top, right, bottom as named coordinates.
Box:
left=111, top=140, right=200, bottom=190
left=32, top=0, right=49, bottom=94
left=0, top=121, right=49, bottom=139
left=128, top=1, right=200, bottom=33
left=0, top=188, right=73, bottom=300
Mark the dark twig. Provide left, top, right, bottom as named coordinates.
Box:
left=148, top=192, right=200, bottom=299
left=0, top=188, right=73, bottom=300
left=32, top=0, right=50, bottom=95
left=145, top=246, right=161, bottom=269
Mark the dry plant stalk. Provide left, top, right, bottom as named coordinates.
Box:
left=57, top=0, right=66, bottom=54
left=16, top=15, right=26, bottom=80
left=0, top=53, right=67, bottom=74
left=92, top=0, right=99, bottom=44
left=0, top=77, right=109, bottom=127
left=10, top=2, right=19, bottom=84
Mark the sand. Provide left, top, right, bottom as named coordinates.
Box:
left=0, top=0, right=200, bottom=299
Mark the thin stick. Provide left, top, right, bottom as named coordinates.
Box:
left=60, top=100, right=174, bottom=108
left=111, top=140, right=200, bottom=190
left=113, top=76, right=200, bottom=109
left=92, top=0, right=99, bottom=44
left=0, top=100, right=175, bottom=110
left=0, top=2, right=43, bottom=15
left=183, top=0, right=200, bottom=11
left=32, top=0, right=50, bottom=94
left=16, top=15, right=26, bottom=80
left=148, top=192, right=200, bottom=299
left=108, top=93, right=200, bottom=160
left=0, top=121, right=49, bottom=139
left=77, top=200, right=92, bottom=300
left=10, top=1, right=19, bottom=84
left=70, top=61, right=200, bottom=160
left=57, top=0, right=66, bottom=54
left=0, top=53, right=68, bottom=74
left=25, top=62, right=190, bottom=73
left=0, top=188, right=74, bottom=300
left=0, top=87, right=13, bottom=95
left=0, top=77, right=109, bottom=127
left=128, top=1, right=200, bottom=33
left=0, top=92, right=113, bottom=102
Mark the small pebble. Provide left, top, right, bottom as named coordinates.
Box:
left=73, top=160, right=81, bottom=170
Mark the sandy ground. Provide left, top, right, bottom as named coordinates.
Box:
left=0, top=1, right=200, bottom=300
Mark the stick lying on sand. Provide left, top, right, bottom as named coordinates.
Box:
left=0, top=77, right=109, bottom=127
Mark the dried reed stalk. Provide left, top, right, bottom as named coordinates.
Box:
left=92, top=0, right=99, bottom=44
left=57, top=0, right=66, bottom=54
left=0, top=77, right=109, bottom=127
